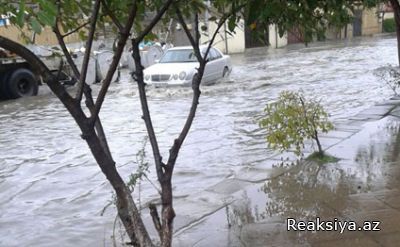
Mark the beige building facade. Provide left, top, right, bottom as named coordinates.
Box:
left=0, top=22, right=81, bottom=46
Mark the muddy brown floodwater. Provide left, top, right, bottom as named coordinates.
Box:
left=0, top=36, right=398, bottom=246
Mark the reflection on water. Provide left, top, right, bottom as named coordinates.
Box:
left=0, top=36, right=399, bottom=246
left=353, top=117, right=400, bottom=191
left=262, top=162, right=354, bottom=220
left=224, top=116, right=400, bottom=246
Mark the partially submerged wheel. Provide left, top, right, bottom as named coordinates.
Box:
left=6, top=68, right=38, bottom=99
left=223, top=67, right=229, bottom=77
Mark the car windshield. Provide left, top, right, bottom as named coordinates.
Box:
left=159, top=49, right=198, bottom=63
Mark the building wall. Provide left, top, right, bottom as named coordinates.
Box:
left=325, top=7, right=381, bottom=40
left=170, top=19, right=246, bottom=54
left=325, top=24, right=354, bottom=40
left=200, top=20, right=245, bottom=54
left=362, top=7, right=382, bottom=35
left=269, top=24, right=287, bottom=48
left=0, top=24, right=81, bottom=46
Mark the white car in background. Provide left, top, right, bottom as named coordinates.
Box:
left=144, top=46, right=231, bottom=86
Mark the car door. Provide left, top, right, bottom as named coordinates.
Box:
left=210, top=48, right=224, bottom=80
left=202, top=50, right=213, bottom=83
left=202, top=48, right=224, bottom=83
left=204, top=48, right=221, bottom=82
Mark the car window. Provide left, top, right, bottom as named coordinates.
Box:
left=211, top=48, right=222, bottom=60
left=159, top=49, right=197, bottom=63
left=208, top=49, right=217, bottom=61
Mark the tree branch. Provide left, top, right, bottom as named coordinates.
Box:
left=54, top=7, right=113, bottom=159
left=76, top=0, right=101, bottom=102
left=91, top=1, right=138, bottom=124
left=100, top=0, right=124, bottom=32
left=174, top=6, right=203, bottom=62
left=131, top=42, right=165, bottom=182
left=61, top=21, right=90, bottom=38
left=204, top=3, right=247, bottom=59
left=194, top=13, right=200, bottom=46
left=53, top=25, right=81, bottom=78
left=149, top=203, right=162, bottom=241
left=135, top=0, right=174, bottom=42
left=166, top=3, right=246, bottom=174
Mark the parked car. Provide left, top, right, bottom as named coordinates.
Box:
left=143, top=46, right=231, bottom=87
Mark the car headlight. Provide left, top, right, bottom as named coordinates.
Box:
left=173, top=74, right=178, bottom=80
left=144, top=74, right=150, bottom=81
left=179, top=71, right=186, bottom=80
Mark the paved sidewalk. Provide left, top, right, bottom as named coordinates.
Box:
left=156, top=97, right=400, bottom=247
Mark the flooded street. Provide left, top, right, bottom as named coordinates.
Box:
left=0, top=36, right=398, bottom=246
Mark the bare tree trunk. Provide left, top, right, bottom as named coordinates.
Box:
left=390, top=0, right=400, bottom=66
left=83, top=129, right=154, bottom=247
left=160, top=179, right=175, bottom=247
left=313, top=130, right=323, bottom=156
left=130, top=43, right=176, bottom=247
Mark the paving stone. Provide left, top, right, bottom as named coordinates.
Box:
left=142, top=208, right=197, bottom=238
left=348, top=114, right=372, bottom=120
left=304, top=222, right=374, bottom=244
left=317, top=136, right=343, bottom=148
left=374, top=190, right=400, bottom=210
left=173, top=207, right=242, bottom=247
left=334, top=124, right=362, bottom=133
left=376, top=99, right=400, bottom=106
left=374, top=232, right=400, bottom=247
left=358, top=105, right=394, bottom=116
left=235, top=166, right=287, bottom=182
left=344, top=208, right=400, bottom=235
left=173, top=102, right=400, bottom=247
left=251, top=158, right=292, bottom=170
left=171, top=197, right=227, bottom=232
left=240, top=222, right=310, bottom=247
left=346, top=120, right=368, bottom=127
left=189, top=190, right=235, bottom=206
left=343, top=194, right=391, bottom=214
left=206, top=178, right=252, bottom=195
left=319, top=130, right=355, bottom=139
left=353, top=114, right=383, bottom=120
left=311, top=237, right=380, bottom=247
left=389, top=107, right=400, bottom=118
left=269, top=151, right=304, bottom=162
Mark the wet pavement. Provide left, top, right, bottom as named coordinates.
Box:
left=173, top=99, right=400, bottom=247
left=1, top=36, right=400, bottom=246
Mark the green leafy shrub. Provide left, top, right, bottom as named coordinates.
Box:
left=259, top=91, right=334, bottom=157
left=383, top=18, right=396, bottom=33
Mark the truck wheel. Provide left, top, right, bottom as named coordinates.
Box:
left=7, top=68, right=38, bottom=99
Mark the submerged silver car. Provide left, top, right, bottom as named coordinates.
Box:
left=144, top=46, right=231, bottom=86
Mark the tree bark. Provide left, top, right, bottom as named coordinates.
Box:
left=83, top=129, right=154, bottom=247
left=313, top=130, right=323, bottom=156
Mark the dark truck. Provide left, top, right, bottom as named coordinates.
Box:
left=0, top=49, right=40, bottom=99
left=0, top=48, right=75, bottom=100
